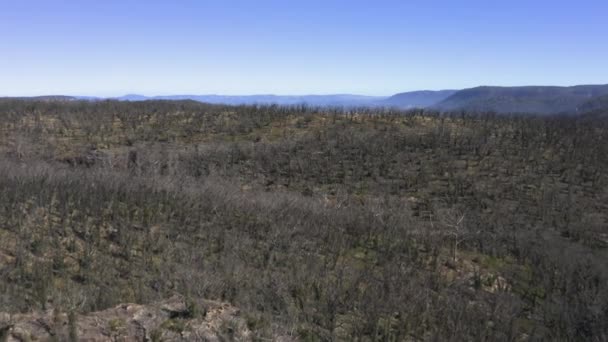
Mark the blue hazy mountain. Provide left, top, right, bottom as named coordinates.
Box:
left=8, top=84, right=608, bottom=114
left=579, top=94, right=608, bottom=112
left=116, top=94, right=150, bottom=101
left=0, top=95, right=78, bottom=102
left=381, top=90, right=458, bottom=108
left=114, top=94, right=387, bottom=107
left=434, top=84, right=608, bottom=114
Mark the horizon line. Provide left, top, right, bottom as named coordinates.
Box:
left=2, top=82, right=608, bottom=99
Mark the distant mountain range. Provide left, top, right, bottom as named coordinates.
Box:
left=113, top=91, right=459, bottom=109
left=114, top=94, right=385, bottom=107
left=2, top=95, right=77, bottom=102
left=5, top=84, right=608, bottom=115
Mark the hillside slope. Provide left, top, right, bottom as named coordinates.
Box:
left=0, top=296, right=250, bottom=341
left=580, top=94, right=608, bottom=113
left=0, top=100, right=607, bottom=340
left=434, top=84, right=608, bottom=114
left=382, top=90, right=458, bottom=108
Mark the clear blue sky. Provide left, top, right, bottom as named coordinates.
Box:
left=1, top=0, right=607, bottom=96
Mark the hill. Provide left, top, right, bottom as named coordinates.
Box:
left=580, top=94, right=608, bottom=113
left=0, top=100, right=607, bottom=340
left=434, top=84, right=608, bottom=114
left=0, top=95, right=78, bottom=102
left=382, top=90, right=458, bottom=108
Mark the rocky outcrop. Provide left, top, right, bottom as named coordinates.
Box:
left=0, top=296, right=251, bottom=341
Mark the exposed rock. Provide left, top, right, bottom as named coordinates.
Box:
left=0, top=296, right=251, bottom=341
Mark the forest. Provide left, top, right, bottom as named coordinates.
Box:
left=0, top=99, right=607, bottom=341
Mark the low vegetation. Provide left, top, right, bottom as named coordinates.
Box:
left=0, top=99, right=607, bottom=341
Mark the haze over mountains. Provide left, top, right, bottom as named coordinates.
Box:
left=5, top=84, right=608, bottom=115
left=383, top=90, right=458, bottom=108
left=113, top=90, right=461, bottom=109
left=434, top=84, right=608, bottom=114
left=115, top=94, right=385, bottom=107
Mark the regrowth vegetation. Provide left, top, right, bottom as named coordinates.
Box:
left=0, top=99, right=607, bottom=341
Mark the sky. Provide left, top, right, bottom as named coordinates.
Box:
left=1, top=0, right=607, bottom=96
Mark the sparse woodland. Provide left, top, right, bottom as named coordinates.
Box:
left=0, top=99, right=607, bottom=341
